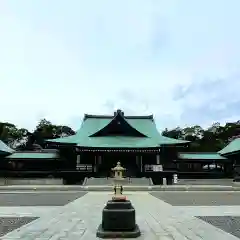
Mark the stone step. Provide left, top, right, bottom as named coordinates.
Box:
left=84, top=177, right=152, bottom=186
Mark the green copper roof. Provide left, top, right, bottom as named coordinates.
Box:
left=218, top=138, right=240, bottom=156
left=0, top=140, right=15, bottom=155
left=6, top=152, right=59, bottom=159
left=46, top=110, right=189, bottom=148
left=179, top=153, right=227, bottom=160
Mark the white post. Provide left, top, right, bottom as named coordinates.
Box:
left=163, top=177, right=167, bottom=185
left=156, top=154, right=160, bottom=165
left=173, top=174, right=178, bottom=184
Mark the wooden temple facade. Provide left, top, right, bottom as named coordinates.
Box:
left=0, top=110, right=239, bottom=183
left=45, top=109, right=188, bottom=179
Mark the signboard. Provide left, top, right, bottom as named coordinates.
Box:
left=153, top=165, right=163, bottom=172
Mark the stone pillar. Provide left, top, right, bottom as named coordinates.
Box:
left=156, top=154, right=160, bottom=165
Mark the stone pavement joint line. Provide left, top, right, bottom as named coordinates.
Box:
left=1, top=192, right=240, bottom=239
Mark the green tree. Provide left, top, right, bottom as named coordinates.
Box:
left=161, top=122, right=240, bottom=152
left=162, top=127, right=183, bottom=139
left=22, top=118, right=76, bottom=149
left=0, top=122, right=28, bottom=148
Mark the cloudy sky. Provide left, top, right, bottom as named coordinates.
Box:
left=0, top=0, right=239, bottom=131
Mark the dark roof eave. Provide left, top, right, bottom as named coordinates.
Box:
left=160, top=141, right=190, bottom=146
left=177, top=157, right=227, bottom=160
left=76, top=146, right=161, bottom=152
left=6, top=158, right=59, bottom=160
left=219, top=150, right=240, bottom=157
left=0, top=151, right=14, bottom=156
left=179, top=151, right=217, bottom=154
left=77, top=146, right=160, bottom=149
left=45, top=141, right=77, bottom=146
left=178, top=152, right=228, bottom=160
left=175, top=159, right=230, bottom=162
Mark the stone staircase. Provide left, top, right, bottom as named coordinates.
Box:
left=84, top=177, right=152, bottom=186
left=84, top=177, right=112, bottom=186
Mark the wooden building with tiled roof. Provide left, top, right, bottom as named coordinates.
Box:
left=1, top=109, right=240, bottom=183
left=45, top=109, right=189, bottom=178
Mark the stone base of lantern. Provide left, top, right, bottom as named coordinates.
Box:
left=96, top=198, right=141, bottom=238
left=112, top=195, right=126, bottom=201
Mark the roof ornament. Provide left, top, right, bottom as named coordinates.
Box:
left=114, top=109, right=124, bottom=117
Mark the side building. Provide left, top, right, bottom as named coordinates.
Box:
left=218, top=138, right=240, bottom=181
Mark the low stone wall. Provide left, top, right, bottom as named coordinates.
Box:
left=0, top=178, right=64, bottom=185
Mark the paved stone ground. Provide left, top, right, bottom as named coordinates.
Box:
left=0, top=192, right=87, bottom=206
left=1, top=191, right=240, bottom=239
left=150, top=191, right=240, bottom=206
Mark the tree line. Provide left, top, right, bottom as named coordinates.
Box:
left=162, top=121, right=240, bottom=152
left=1, top=119, right=240, bottom=152
left=0, top=119, right=75, bottom=150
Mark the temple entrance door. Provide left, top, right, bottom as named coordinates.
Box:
left=98, top=152, right=140, bottom=177
left=97, top=156, right=115, bottom=177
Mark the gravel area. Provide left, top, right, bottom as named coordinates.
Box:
left=0, top=192, right=87, bottom=206
left=198, top=216, right=240, bottom=239
left=150, top=192, right=240, bottom=206
left=0, top=217, right=38, bottom=237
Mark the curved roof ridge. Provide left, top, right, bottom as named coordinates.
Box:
left=83, top=113, right=153, bottom=121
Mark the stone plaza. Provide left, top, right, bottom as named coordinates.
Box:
left=0, top=191, right=240, bottom=239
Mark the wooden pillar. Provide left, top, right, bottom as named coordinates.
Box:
left=76, top=154, right=80, bottom=170
left=142, top=155, right=145, bottom=173
left=156, top=154, right=160, bottom=165
left=97, top=155, right=101, bottom=173
left=140, top=155, right=143, bottom=172
left=94, top=156, right=97, bottom=172
left=135, top=155, right=143, bottom=173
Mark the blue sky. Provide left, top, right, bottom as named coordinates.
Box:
left=0, top=0, right=239, bottom=131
